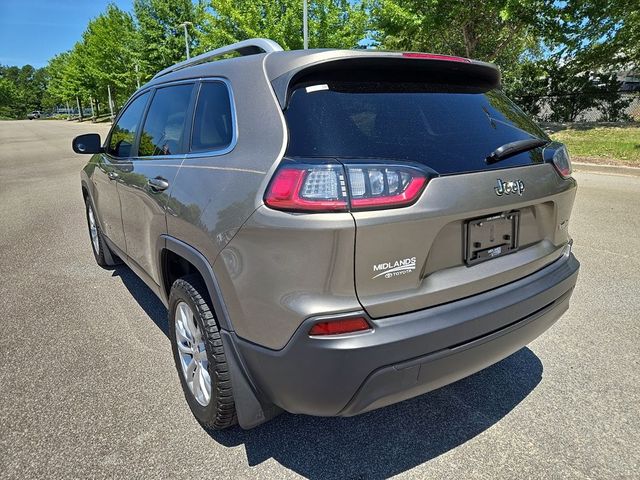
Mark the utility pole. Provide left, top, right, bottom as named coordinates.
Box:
left=107, top=85, right=115, bottom=122
left=303, top=0, right=308, bottom=49
left=178, top=22, right=192, bottom=59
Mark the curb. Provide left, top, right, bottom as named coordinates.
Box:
left=573, top=162, right=640, bottom=177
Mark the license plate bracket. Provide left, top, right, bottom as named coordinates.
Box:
left=465, top=211, right=520, bottom=266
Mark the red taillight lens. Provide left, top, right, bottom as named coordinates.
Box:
left=402, top=52, right=471, bottom=63
left=309, top=317, right=371, bottom=336
left=264, top=165, right=348, bottom=212
left=265, top=162, right=430, bottom=213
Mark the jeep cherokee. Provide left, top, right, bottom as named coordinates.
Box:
left=74, top=38, right=580, bottom=430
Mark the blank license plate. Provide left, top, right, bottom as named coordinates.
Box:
left=465, top=212, right=519, bottom=266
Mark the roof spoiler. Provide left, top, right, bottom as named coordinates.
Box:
left=270, top=54, right=501, bottom=109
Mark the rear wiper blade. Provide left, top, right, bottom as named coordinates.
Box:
left=486, top=138, right=549, bottom=165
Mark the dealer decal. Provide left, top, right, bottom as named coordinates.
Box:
left=372, top=257, right=417, bottom=279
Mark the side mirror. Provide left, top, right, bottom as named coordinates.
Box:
left=72, top=133, right=103, bottom=154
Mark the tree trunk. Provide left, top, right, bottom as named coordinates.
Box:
left=76, top=96, right=84, bottom=121
left=462, top=23, right=478, bottom=58
left=90, top=96, right=96, bottom=122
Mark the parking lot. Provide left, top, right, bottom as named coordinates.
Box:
left=0, top=119, right=638, bottom=479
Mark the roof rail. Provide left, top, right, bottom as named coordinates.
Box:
left=152, top=38, right=283, bottom=80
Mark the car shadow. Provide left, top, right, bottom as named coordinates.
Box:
left=113, top=264, right=543, bottom=479
left=112, top=265, right=169, bottom=336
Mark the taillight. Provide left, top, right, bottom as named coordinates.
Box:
left=347, top=166, right=427, bottom=210
left=544, top=143, right=572, bottom=179
left=264, top=162, right=429, bottom=213
left=551, top=145, right=572, bottom=178
left=264, top=164, right=348, bottom=212
left=309, top=316, right=371, bottom=336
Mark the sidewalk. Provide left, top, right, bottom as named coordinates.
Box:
left=573, top=161, right=640, bottom=177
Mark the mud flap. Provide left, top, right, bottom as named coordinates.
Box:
left=220, top=330, right=282, bottom=429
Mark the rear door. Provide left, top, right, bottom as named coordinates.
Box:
left=118, top=82, right=195, bottom=287
left=283, top=68, right=577, bottom=318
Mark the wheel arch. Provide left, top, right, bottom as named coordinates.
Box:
left=158, top=234, right=282, bottom=428
left=158, top=235, right=233, bottom=331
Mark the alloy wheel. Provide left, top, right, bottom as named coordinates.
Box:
left=174, top=301, right=211, bottom=406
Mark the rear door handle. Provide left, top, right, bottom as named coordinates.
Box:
left=148, top=177, right=169, bottom=192
left=107, top=171, right=119, bottom=180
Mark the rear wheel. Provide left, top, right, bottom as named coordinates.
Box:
left=169, top=275, right=237, bottom=429
left=84, top=196, right=113, bottom=268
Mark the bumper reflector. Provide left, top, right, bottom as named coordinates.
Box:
left=309, top=317, right=371, bottom=336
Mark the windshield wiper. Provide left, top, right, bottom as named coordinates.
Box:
left=486, top=138, right=549, bottom=165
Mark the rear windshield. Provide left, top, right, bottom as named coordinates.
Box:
left=284, top=82, right=548, bottom=175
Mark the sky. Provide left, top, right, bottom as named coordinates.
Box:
left=0, top=0, right=133, bottom=68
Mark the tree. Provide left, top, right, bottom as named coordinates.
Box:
left=372, top=0, right=637, bottom=122
left=45, top=6, right=139, bottom=116
left=0, top=76, right=17, bottom=117
left=555, top=0, right=640, bottom=71
left=134, top=0, right=206, bottom=78
left=502, top=58, right=550, bottom=117
left=81, top=4, right=139, bottom=108
left=542, top=62, right=629, bottom=122
left=372, top=0, right=556, bottom=63
left=200, top=0, right=369, bottom=51
left=46, top=47, right=91, bottom=117
left=0, top=64, right=48, bottom=117
left=44, top=52, right=72, bottom=109
left=593, top=73, right=632, bottom=122
left=371, top=0, right=588, bottom=99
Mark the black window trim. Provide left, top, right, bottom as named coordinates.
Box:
left=185, top=77, right=238, bottom=159
left=104, top=77, right=237, bottom=162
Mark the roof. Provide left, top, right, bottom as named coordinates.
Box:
left=141, top=38, right=501, bottom=103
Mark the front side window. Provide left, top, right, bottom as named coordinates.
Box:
left=107, top=92, right=149, bottom=158
left=138, top=84, right=193, bottom=157
left=191, top=82, right=233, bottom=152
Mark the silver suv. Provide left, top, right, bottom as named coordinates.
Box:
left=74, top=38, right=580, bottom=430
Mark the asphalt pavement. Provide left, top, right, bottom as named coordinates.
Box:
left=0, top=120, right=638, bottom=479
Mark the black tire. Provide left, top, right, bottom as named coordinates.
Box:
left=168, top=275, right=237, bottom=430
left=84, top=196, right=112, bottom=268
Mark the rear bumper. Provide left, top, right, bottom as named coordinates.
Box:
left=233, top=248, right=579, bottom=417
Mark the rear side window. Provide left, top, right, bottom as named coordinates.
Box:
left=138, top=84, right=193, bottom=157
left=107, top=92, right=149, bottom=158
left=284, top=83, right=548, bottom=175
left=191, top=82, right=233, bottom=152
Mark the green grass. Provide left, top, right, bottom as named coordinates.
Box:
left=551, top=126, right=640, bottom=166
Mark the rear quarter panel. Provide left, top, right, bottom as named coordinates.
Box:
left=166, top=55, right=286, bottom=268
left=214, top=206, right=360, bottom=350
